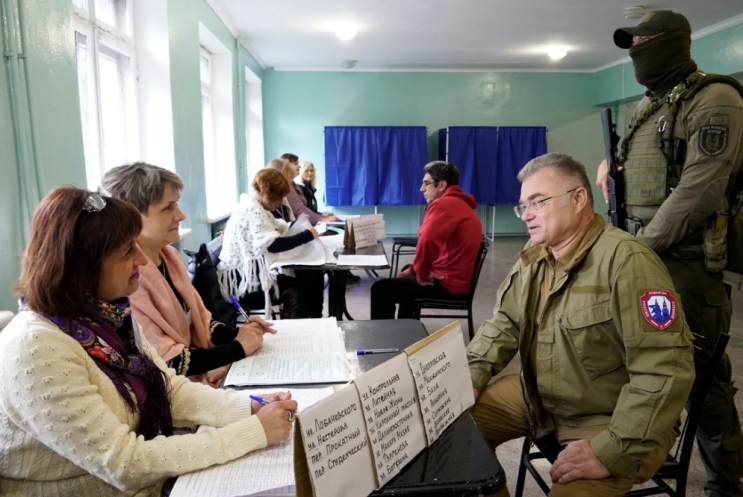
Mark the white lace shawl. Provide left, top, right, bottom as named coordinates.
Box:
left=217, top=193, right=289, bottom=317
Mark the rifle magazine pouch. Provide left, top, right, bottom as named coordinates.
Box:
left=704, top=213, right=729, bottom=272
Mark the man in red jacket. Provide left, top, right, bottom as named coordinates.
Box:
left=370, top=161, right=483, bottom=319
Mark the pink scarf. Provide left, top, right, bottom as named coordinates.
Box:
left=130, top=246, right=229, bottom=387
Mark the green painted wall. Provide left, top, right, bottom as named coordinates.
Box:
left=0, top=0, right=86, bottom=310
left=167, top=0, right=237, bottom=247
left=593, top=22, right=743, bottom=105
left=263, top=70, right=607, bottom=235
left=0, top=0, right=261, bottom=310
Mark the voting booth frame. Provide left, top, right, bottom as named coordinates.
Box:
left=293, top=322, right=475, bottom=497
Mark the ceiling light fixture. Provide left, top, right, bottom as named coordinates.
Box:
left=336, top=26, right=357, bottom=41
left=624, top=6, right=647, bottom=20
left=547, top=47, right=567, bottom=60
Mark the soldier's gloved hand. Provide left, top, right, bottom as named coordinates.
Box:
left=596, top=159, right=624, bottom=204
left=549, top=439, right=611, bottom=484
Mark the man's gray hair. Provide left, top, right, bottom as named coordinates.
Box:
left=102, top=162, right=184, bottom=213
left=517, top=153, right=594, bottom=208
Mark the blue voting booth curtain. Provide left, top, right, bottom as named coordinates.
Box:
left=446, top=127, right=499, bottom=205
left=325, top=126, right=427, bottom=206
left=495, top=127, right=548, bottom=205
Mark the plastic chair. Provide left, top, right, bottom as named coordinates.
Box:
left=514, top=331, right=732, bottom=497
left=411, top=239, right=489, bottom=340
left=389, top=237, right=418, bottom=278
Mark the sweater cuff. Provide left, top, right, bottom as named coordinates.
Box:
left=590, top=429, right=640, bottom=478
left=236, top=412, right=268, bottom=451
left=222, top=391, right=256, bottom=423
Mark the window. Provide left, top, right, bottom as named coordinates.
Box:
left=73, top=0, right=139, bottom=189
left=200, top=48, right=217, bottom=212
left=245, top=67, right=264, bottom=182
left=199, top=23, right=237, bottom=220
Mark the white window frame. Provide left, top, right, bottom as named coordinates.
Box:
left=199, top=23, right=237, bottom=221
left=73, top=0, right=140, bottom=189
left=245, top=66, right=264, bottom=184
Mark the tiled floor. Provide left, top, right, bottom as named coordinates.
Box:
left=331, top=236, right=743, bottom=497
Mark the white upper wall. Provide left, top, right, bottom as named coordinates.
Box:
left=214, top=0, right=743, bottom=71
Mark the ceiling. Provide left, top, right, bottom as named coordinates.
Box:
left=214, top=0, right=743, bottom=71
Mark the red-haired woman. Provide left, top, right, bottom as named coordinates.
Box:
left=0, top=187, right=296, bottom=496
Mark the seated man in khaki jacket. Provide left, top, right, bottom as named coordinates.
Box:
left=467, top=152, right=695, bottom=497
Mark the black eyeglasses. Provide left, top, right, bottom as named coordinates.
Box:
left=422, top=180, right=438, bottom=187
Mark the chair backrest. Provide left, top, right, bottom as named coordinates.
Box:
left=468, top=239, right=490, bottom=298
left=673, top=331, right=730, bottom=470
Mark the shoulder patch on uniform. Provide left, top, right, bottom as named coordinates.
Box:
left=699, top=124, right=728, bottom=157
left=640, top=290, right=677, bottom=330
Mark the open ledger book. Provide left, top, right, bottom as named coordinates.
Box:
left=268, top=215, right=333, bottom=268
left=171, top=388, right=336, bottom=497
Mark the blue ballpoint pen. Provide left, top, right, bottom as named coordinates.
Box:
left=356, top=348, right=400, bottom=356
left=249, top=395, right=295, bottom=420
left=229, top=294, right=251, bottom=323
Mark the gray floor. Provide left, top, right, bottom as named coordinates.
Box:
left=333, top=237, right=743, bottom=496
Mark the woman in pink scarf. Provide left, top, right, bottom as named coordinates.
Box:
left=103, top=163, right=273, bottom=386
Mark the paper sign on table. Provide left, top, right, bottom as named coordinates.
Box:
left=353, top=353, right=427, bottom=485
left=343, top=214, right=385, bottom=248
left=294, top=385, right=378, bottom=497
left=405, top=322, right=475, bottom=445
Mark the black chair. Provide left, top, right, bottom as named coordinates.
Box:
left=410, top=239, right=489, bottom=340
left=514, top=331, right=732, bottom=497
left=389, top=237, right=419, bottom=278
left=186, top=235, right=279, bottom=322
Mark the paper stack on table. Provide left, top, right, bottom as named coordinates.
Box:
left=223, top=319, right=352, bottom=387
left=269, top=215, right=327, bottom=269
left=170, top=387, right=335, bottom=497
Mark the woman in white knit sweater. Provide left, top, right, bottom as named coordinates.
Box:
left=0, top=187, right=297, bottom=496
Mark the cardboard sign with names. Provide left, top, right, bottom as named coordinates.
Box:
left=353, top=353, right=427, bottom=486
left=294, top=385, right=377, bottom=497
left=406, top=322, right=475, bottom=445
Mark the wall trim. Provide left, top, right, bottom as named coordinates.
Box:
left=590, top=12, right=743, bottom=74
left=202, top=0, right=266, bottom=69
left=271, top=67, right=594, bottom=74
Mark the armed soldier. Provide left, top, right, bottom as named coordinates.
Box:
left=597, top=11, right=743, bottom=497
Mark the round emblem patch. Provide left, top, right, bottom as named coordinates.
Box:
left=640, top=290, right=677, bottom=330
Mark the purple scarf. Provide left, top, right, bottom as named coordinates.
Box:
left=32, top=299, right=173, bottom=440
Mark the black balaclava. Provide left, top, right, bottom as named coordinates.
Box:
left=629, top=29, right=698, bottom=99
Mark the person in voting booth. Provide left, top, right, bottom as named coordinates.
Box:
left=0, top=186, right=296, bottom=496
left=370, top=161, right=482, bottom=319
left=596, top=12, right=743, bottom=495
left=103, top=163, right=273, bottom=386
left=218, top=168, right=324, bottom=318
left=467, top=153, right=695, bottom=497
left=280, top=152, right=338, bottom=224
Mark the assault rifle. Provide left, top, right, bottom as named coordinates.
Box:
left=601, top=108, right=626, bottom=230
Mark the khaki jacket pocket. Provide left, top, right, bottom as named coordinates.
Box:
left=560, top=302, right=624, bottom=380
left=613, top=374, right=667, bottom=439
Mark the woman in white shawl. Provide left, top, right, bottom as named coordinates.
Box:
left=218, top=169, right=318, bottom=318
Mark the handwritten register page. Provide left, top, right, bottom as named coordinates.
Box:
left=406, top=322, right=475, bottom=445
left=352, top=353, right=426, bottom=485
left=297, top=385, right=377, bottom=497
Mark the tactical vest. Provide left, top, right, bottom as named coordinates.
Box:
left=619, top=71, right=743, bottom=271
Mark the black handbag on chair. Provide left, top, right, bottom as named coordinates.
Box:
left=184, top=237, right=238, bottom=327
